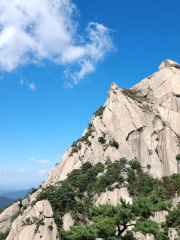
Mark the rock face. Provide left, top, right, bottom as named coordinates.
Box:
left=62, top=213, right=74, bottom=231
left=45, top=59, right=180, bottom=187
left=95, top=187, right=132, bottom=205
left=0, top=202, right=20, bottom=233
left=1, top=59, right=180, bottom=239
left=158, top=59, right=180, bottom=70
left=6, top=200, right=59, bottom=240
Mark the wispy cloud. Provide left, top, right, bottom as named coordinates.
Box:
left=0, top=168, right=50, bottom=175
left=37, top=169, right=50, bottom=175
left=12, top=169, right=26, bottom=173
left=0, top=169, right=9, bottom=174
left=27, top=158, right=52, bottom=165
left=28, top=83, right=36, bottom=91
left=0, top=0, right=115, bottom=86
left=20, top=79, right=24, bottom=85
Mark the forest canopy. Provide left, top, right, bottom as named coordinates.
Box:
left=35, top=158, right=180, bottom=239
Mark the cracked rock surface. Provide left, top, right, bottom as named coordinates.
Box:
left=44, top=60, right=180, bottom=187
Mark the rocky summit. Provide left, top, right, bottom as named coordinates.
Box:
left=1, top=59, right=180, bottom=240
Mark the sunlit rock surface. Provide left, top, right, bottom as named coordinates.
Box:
left=1, top=59, right=180, bottom=240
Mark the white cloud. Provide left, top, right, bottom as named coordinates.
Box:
left=37, top=169, right=50, bottom=175
left=20, top=79, right=24, bottom=85
left=27, top=158, right=36, bottom=163
left=38, top=159, right=51, bottom=164
left=0, top=0, right=115, bottom=86
left=0, top=169, right=9, bottom=174
left=28, top=83, right=36, bottom=90
left=27, top=158, right=52, bottom=165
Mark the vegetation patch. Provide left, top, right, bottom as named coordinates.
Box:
left=122, top=89, right=147, bottom=101
left=98, top=135, right=106, bottom=144
left=176, top=154, right=180, bottom=162
left=109, top=139, right=119, bottom=149
left=11, top=210, right=23, bottom=222
left=69, top=144, right=81, bottom=157
left=69, top=124, right=95, bottom=156
left=94, top=106, right=106, bottom=117
left=0, top=229, right=10, bottom=240
left=35, top=157, right=180, bottom=239
left=139, top=104, right=151, bottom=112
left=151, top=130, right=158, bottom=137
left=34, top=218, right=45, bottom=235
left=48, top=224, right=53, bottom=231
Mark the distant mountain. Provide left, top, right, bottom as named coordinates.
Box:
left=1, top=189, right=30, bottom=200
left=0, top=196, right=14, bottom=210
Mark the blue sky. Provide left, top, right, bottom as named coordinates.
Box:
left=0, top=0, right=180, bottom=188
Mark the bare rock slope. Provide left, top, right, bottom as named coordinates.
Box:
left=1, top=59, right=180, bottom=240
left=45, top=59, right=180, bottom=186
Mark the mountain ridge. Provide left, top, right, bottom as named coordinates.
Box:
left=1, top=59, right=180, bottom=240
left=44, top=60, right=180, bottom=188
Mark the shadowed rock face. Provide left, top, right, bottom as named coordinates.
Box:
left=1, top=60, right=180, bottom=240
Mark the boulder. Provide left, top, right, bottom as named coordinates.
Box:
left=158, top=59, right=180, bottom=70
left=62, top=213, right=74, bottom=231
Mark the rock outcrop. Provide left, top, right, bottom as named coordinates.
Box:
left=44, top=59, right=180, bottom=187
left=6, top=200, right=59, bottom=240
left=158, top=59, right=180, bottom=70
left=1, top=59, right=180, bottom=239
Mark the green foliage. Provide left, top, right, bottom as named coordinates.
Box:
left=36, top=158, right=180, bottom=239
left=25, top=217, right=31, bottom=224
left=0, top=229, right=10, bottom=240
left=69, top=144, right=81, bottom=156
left=122, top=89, right=146, bottom=101
left=127, top=161, right=180, bottom=202
left=120, top=231, right=136, bottom=240
left=109, top=139, right=119, bottom=149
left=98, top=136, right=106, bottom=144
left=94, top=105, right=105, bottom=117
left=155, top=231, right=169, bottom=240
left=134, top=218, right=159, bottom=235
left=37, top=161, right=107, bottom=229
left=151, top=130, right=158, bottom=136
left=48, top=225, right=53, bottom=231
left=63, top=196, right=169, bottom=239
left=34, top=218, right=45, bottom=234
left=69, top=123, right=95, bottom=156
left=139, top=104, right=151, bottom=112
left=162, top=173, right=180, bottom=198
left=80, top=130, right=94, bottom=145
left=29, top=187, right=37, bottom=194
left=166, top=203, right=180, bottom=228
left=11, top=210, right=23, bottom=222
left=81, top=162, right=93, bottom=173
left=176, top=154, right=180, bottom=162
left=147, top=164, right=151, bottom=169
left=95, top=159, right=126, bottom=193
left=129, top=160, right=141, bottom=172
left=61, top=225, right=98, bottom=240
left=127, top=169, right=136, bottom=184
left=128, top=172, right=161, bottom=197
